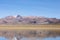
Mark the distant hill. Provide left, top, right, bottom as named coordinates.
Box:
left=0, top=15, right=60, bottom=25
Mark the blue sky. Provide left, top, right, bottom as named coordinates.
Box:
left=0, top=0, right=60, bottom=18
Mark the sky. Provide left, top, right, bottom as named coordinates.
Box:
left=0, top=0, right=60, bottom=18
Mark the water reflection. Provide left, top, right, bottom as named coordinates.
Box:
left=0, top=36, right=60, bottom=40
left=0, top=37, right=7, bottom=40
left=21, top=37, right=60, bottom=40
left=44, top=37, right=60, bottom=40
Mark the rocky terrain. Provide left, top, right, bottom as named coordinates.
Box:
left=0, top=15, right=60, bottom=25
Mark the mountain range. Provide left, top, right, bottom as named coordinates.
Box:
left=0, top=15, right=60, bottom=25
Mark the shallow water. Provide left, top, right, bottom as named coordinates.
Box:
left=0, top=36, right=60, bottom=40
left=44, top=37, right=60, bottom=40
left=0, top=37, right=7, bottom=40
left=21, top=37, right=60, bottom=40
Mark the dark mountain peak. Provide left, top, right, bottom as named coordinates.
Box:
left=16, top=15, right=22, bottom=19
left=17, top=15, right=22, bottom=17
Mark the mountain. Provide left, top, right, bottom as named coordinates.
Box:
left=0, top=15, right=60, bottom=25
